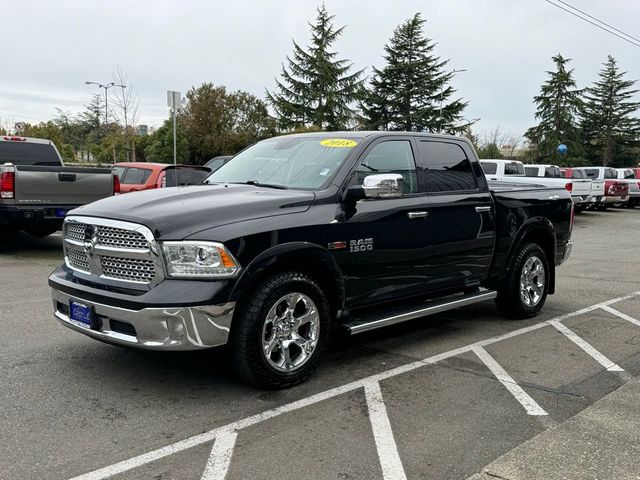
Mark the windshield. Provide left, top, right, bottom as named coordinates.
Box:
left=205, top=136, right=360, bottom=190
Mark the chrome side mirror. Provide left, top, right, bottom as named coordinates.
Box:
left=362, top=174, right=404, bottom=199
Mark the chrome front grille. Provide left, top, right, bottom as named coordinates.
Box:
left=101, top=256, right=155, bottom=282
left=63, top=217, right=161, bottom=285
left=97, top=226, right=148, bottom=250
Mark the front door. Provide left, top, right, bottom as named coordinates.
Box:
left=334, top=137, right=432, bottom=308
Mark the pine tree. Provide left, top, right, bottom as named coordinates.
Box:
left=360, top=13, right=467, bottom=133
left=266, top=5, right=364, bottom=131
left=581, top=55, right=640, bottom=166
left=525, top=54, right=582, bottom=165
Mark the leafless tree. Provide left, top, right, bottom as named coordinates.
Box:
left=110, top=66, right=140, bottom=161
left=481, top=126, right=524, bottom=159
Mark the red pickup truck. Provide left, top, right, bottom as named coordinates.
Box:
left=574, top=166, right=629, bottom=210
left=112, top=163, right=211, bottom=194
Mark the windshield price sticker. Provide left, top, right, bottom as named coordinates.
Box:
left=320, top=139, right=358, bottom=148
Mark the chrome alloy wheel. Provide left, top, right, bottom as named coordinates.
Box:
left=520, top=256, right=545, bottom=307
left=261, top=293, right=320, bottom=372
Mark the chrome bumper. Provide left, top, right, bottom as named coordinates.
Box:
left=51, top=288, right=234, bottom=351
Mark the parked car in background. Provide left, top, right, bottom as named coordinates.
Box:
left=560, top=167, right=602, bottom=211
left=112, top=163, right=211, bottom=193
left=480, top=160, right=584, bottom=206
left=614, top=168, right=640, bottom=208
left=204, top=155, right=232, bottom=173
left=0, top=136, right=118, bottom=237
left=479, top=159, right=525, bottom=181
left=574, top=167, right=629, bottom=210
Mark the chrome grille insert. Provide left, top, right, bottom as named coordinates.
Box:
left=65, top=223, right=86, bottom=242
left=98, top=226, right=148, bottom=250
left=66, top=247, right=90, bottom=273
left=63, top=216, right=161, bottom=285
left=101, top=256, right=155, bottom=283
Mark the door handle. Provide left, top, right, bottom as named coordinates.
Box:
left=475, top=206, right=492, bottom=213
left=407, top=211, right=428, bottom=219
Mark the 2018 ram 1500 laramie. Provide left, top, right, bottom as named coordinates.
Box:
left=49, top=132, right=573, bottom=388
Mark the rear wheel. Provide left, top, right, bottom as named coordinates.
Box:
left=495, top=243, right=549, bottom=319
left=229, top=272, right=330, bottom=388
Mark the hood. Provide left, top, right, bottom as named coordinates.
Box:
left=70, top=184, right=316, bottom=239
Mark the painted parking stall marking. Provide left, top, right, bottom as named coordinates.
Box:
left=549, top=320, right=624, bottom=372
left=471, top=346, right=548, bottom=416
left=67, top=291, right=640, bottom=480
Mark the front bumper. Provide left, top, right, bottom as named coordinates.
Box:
left=51, top=288, right=234, bottom=351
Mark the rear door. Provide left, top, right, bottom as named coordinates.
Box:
left=416, top=139, right=495, bottom=290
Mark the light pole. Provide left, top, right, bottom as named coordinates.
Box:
left=85, top=81, right=126, bottom=127
left=438, top=68, right=467, bottom=133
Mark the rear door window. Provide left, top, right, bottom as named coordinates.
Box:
left=604, top=168, right=617, bottom=179
left=480, top=162, right=497, bottom=175
left=418, top=141, right=476, bottom=193
left=0, top=141, right=61, bottom=166
left=545, top=166, right=561, bottom=178
left=505, top=162, right=524, bottom=175
left=120, top=167, right=152, bottom=185
left=524, top=167, right=539, bottom=176
left=583, top=169, right=599, bottom=179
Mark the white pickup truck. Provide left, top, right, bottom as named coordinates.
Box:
left=523, top=164, right=592, bottom=211
left=480, top=159, right=588, bottom=209
left=0, top=136, right=118, bottom=237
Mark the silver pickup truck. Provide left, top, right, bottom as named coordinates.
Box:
left=0, top=136, right=118, bottom=237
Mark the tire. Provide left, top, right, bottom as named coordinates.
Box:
left=495, top=243, right=549, bottom=319
left=229, top=272, right=331, bottom=388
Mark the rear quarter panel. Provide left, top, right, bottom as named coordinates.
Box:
left=489, top=185, right=572, bottom=278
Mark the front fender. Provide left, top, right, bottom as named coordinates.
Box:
left=229, top=242, right=345, bottom=308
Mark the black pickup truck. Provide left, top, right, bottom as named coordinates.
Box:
left=49, top=132, right=573, bottom=388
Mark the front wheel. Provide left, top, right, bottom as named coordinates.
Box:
left=229, top=272, right=331, bottom=388
left=495, top=243, right=549, bottom=319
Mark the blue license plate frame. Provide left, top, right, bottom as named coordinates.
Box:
left=69, top=301, right=95, bottom=329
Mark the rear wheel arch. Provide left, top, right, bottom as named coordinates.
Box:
left=503, top=220, right=557, bottom=294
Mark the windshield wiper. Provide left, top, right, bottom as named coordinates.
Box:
left=233, top=180, right=288, bottom=190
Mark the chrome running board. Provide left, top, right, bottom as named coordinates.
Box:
left=344, top=290, right=497, bottom=335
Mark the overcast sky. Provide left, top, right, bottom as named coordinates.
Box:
left=2, top=0, right=639, bottom=138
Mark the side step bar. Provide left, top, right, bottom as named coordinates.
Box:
left=344, top=290, right=497, bottom=335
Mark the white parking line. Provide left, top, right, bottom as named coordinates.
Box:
left=200, top=430, right=238, bottom=480
left=549, top=320, right=624, bottom=372
left=66, top=291, right=640, bottom=480
left=472, top=346, right=548, bottom=416
left=600, top=305, right=640, bottom=327
left=365, top=382, right=408, bottom=480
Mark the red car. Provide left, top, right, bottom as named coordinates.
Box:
left=112, top=163, right=211, bottom=194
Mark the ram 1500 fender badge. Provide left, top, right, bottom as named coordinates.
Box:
left=349, top=238, right=373, bottom=253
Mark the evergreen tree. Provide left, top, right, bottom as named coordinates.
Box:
left=266, top=4, right=364, bottom=131
left=581, top=55, right=640, bottom=166
left=525, top=54, right=582, bottom=165
left=360, top=13, right=467, bottom=133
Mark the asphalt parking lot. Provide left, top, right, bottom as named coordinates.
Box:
left=1, top=209, right=640, bottom=480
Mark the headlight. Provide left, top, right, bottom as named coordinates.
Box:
left=161, top=241, right=241, bottom=278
